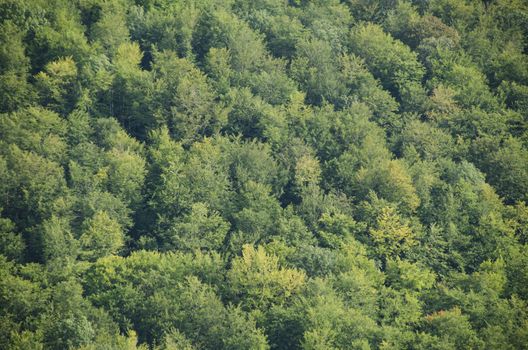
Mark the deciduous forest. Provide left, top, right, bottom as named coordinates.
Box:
left=1, top=0, right=528, bottom=349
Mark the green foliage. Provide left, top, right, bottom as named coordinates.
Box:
left=41, top=215, right=77, bottom=262
left=0, top=217, right=25, bottom=262
left=301, top=278, right=379, bottom=349
left=0, top=21, right=34, bottom=112
left=35, top=56, right=79, bottom=115
left=386, top=258, right=436, bottom=292
left=110, top=42, right=153, bottom=138
left=227, top=245, right=306, bottom=310
left=1, top=144, right=68, bottom=241
left=79, top=211, right=124, bottom=261
left=152, top=51, right=224, bottom=144
left=369, top=206, right=416, bottom=260
left=349, top=23, right=426, bottom=109
left=0, top=107, right=68, bottom=163
left=473, top=136, right=528, bottom=203
left=166, top=202, right=229, bottom=252
left=0, top=0, right=527, bottom=349
left=422, top=308, right=483, bottom=349
left=291, top=38, right=345, bottom=106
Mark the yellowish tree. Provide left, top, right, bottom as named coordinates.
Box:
left=227, top=245, right=306, bottom=310
left=369, top=206, right=416, bottom=259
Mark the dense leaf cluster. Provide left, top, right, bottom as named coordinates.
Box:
left=1, top=0, right=528, bottom=349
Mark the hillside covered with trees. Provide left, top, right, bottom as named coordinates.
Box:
left=1, top=0, right=528, bottom=348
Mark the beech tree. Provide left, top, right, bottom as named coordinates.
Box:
left=0, top=0, right=527, bottom=348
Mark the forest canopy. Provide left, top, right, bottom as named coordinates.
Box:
left=1, top=0, right=528, bottom=349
